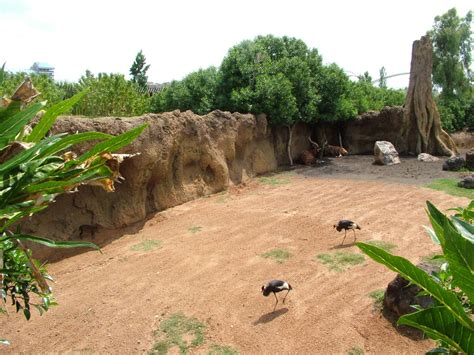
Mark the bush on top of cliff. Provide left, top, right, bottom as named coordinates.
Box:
left=150, top=35, right=405, bottom=124
left=72, top=71, right=150, bottom=117
left=216, top=35, right=322, bottom=126
left=150, top=67, right=218, bottom=115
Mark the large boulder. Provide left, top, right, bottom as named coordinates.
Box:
left=417, top=153, right=439, bottom=162
left=384, top=262, right=437, bottom=318
left=442, top=156, right=465, bottom=171
left=374, top=141, right=401, bottom=165
left=458, top=175, right=474, bottom=189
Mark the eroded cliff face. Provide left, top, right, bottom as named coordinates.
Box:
left=21, top=110, right=311, bottom=246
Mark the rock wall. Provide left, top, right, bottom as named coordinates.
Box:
left=314, top=107, right=406, bottom=155
left=22, top=110, right=310, bottom=246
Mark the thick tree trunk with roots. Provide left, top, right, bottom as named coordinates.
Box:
left=402, top=36, right=458, bottom=156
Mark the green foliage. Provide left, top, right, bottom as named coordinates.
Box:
left=217, top=35, right=322, bottom=125
left=0, top=72, right=64, bottom=109
left=428, top=8, right=472, bottom=99
left=425, top=178, right=474, bottom=199
left=130, top=240, right=162, bottom=252
left=150, top=313, right=206, bottom=354
left=357, top=201, right=474, bottom=354
left=151, top=67, right=218, bottom=115
left=73, top=72, right=150, bottom=117
left=315, top=252, right=365, bottom=272
left=429, top=8, right=473, bottom=131
left=261, top=249, right=291, bottom=263
left=0, top=71, right=146, bottom=334
left=130, top=50, right=151, bottom=92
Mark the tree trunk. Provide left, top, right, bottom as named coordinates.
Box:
left=402, top=36, right=458, bottom=156
left=286, top=125, right=294, bottom=166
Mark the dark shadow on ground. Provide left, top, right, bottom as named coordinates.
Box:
left=253, top=308, right=288, bottom=325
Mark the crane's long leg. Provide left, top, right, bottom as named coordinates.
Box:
left=352, top=229, right=357, bottom=243
left=273, top=292, right=279, bottom=312
left=341, top=230, right=347, bottom=245
left=283, top=289, right=291, bottom=304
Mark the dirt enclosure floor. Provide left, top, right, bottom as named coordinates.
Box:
left=1, top=155, right=469, bottom=354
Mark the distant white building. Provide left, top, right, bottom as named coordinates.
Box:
left=30, top=62, right=55, bottom=79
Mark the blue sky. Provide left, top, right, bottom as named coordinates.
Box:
left=1, top=0, right=472, bottom=88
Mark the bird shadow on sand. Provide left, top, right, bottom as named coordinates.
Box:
left=330, top=243, right=356, bottom=250
left=253, top=308, right=288, bottom=325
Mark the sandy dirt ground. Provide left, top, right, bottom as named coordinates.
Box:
left=0, top=155, right=469, bottom=354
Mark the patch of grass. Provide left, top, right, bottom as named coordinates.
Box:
left=368, top=289, right=385, bottom=310
left=261, top=249, right=291, bottom=263
left=188, top=225, right=202, bottom=234
left=208, top=344, right=238, bottom=355
left=365, top=240, right=397, bottom=252
left=348, top=346, right=364, bottom=355
left=258, top=176, right=290, bottom=186
left=149, top=313, right=206, bottom=354
left=131, top=239, right=162, bottom=252
left=425, top=178, right=474, bottom=199
left=315, top=252, right=365, bottom=272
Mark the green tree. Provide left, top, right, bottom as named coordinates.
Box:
left=73, top=72, right=150, bottom=117
left=428, top=8, right=472, bottom=99
left=130, top=50, right=151, bottom=92
left=150, top=67, right=218, bottom=115
left=217, top=35, right=322, bottom=164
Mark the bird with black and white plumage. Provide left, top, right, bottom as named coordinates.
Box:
left=333, top=220, right=361, bottom=245
left=261, top=279, right=292, bottom=312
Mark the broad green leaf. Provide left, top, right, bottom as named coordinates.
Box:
left=356, top=242, right=473, bottom=329
left=38, top=131, right=112, bottom=157
left=26, top=89, right=89, bottom=143
left=423, top=225, right=440, bottom=245
left=451, top=217, right=474, bottom=242
left=0, top=101, right=45, bottom=145
left=0, top=234, right=99, bottom=250
left=0, top=134, right=64, bottom=174
left=0, top=100, right=22, bottom=124
left=442, top=219, right=474, bottom=301
left=426, top=201, right=448, bottom=246
left=77, top=124, right=147, bottom=163
left=398, top=306, right=474, bottom=354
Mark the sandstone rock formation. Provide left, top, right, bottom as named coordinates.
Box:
left=374, top=141, right=401, bottom=165
left=22, top=110, right=311, bottom=253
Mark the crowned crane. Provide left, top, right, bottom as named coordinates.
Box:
left=261, top=279, right=292, bottom=312
left=333, top=220, right=361, bottom=245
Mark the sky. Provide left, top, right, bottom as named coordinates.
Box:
left=1, top=0, right=472, bottom=89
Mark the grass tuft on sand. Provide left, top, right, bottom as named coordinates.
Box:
left=316, top=252, right=365, bottom=272
left=131, top=239, right=162, bottom=252
left=261, top=249, right=291, bottom=263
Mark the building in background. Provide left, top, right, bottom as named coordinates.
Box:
left=30, top=62, right=55, bottom=79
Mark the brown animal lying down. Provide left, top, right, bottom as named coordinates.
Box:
left=324, top=145, right=348, bottom=157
